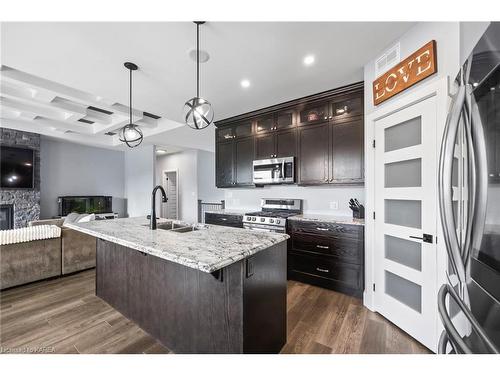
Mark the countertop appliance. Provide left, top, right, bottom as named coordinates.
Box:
left=243, top=198, right=302, bottom=233
left=253, top=157, right=294, bottom=185
left=438, top=22, right=500, bottom=354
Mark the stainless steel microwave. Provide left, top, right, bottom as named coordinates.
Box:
left=253, top=156, right=295, bottom=185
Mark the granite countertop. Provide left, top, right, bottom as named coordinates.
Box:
left=288, top=214, right=365, bottom=226
left=203, top=209, right=248, bottom=216
left=65, top=217, right=288, bottom=273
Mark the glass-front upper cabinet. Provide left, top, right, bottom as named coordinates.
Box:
left=216, top=127, right=234, bottom=141
left=297, top=101, right=329, bottom=126
left=255, top=115, right=275, bottom=133
left=233, top=120, right=253, bottom=138
left=217, top=120, right=253, bottom=141
left=331, top=96, right=363, bottom=123
left=275, top=109, right=295, bottom=130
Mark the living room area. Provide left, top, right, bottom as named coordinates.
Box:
left=0, top=128, right=128, bottom=288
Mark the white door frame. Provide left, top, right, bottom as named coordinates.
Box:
left=162, top=169, right=179, bottom=220
left=364, top=77, right=451, bottom=350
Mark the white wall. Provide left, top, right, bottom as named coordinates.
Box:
left=155, top=150, right=199, bottom=223
left=224, top=185, right=364, bottom=216
left=364, top=22, right=461, bottom=116
left=124, top=145, right=155, bottom=217
left=40, top=137, right=126, bottom=219
left=197, top=150, right=224, bottom=203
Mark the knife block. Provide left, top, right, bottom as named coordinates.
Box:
left=352, top=205, right=365, bottom=219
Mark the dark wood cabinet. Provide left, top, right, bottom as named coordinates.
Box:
left=216, top=137, right=254, bottom=187
left=216, top=140, right=234, bottom=187
left=287, top=219, right=364, bottom=298
left=330, top=118, right=364, bottom=183
left=298, top=123, right=329, bottom=184
left=275, top=109, right=295, bottom=130
left=255, top=133, right=276, bottom=159
left=255, top=115, right=275, bottom=134
left=205, top=212, right=243, bottom=228
left=256, top=129, right=297, bottom=160
left=215, top=82, right=364, bottom=188
left=297, top=101, right=330, bottom=126
left=330, top=95, right=363, bottom=123
left=234, top=137, right=255, bottom=186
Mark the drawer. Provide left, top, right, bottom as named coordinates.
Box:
left=205, top=213, right=243, bottom=228
left=291, top=233, right=362, bottom=264
left=288, top=252, right=362, bottom=291
left=289, top=220, right=363, bottom=240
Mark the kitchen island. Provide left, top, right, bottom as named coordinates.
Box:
left=66, top=217, right=288, bottom=354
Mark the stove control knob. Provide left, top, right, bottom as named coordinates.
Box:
left=269, top=219, right=274, bottom=223
left=252, top=217, right=256, bottom=221
left=276, top=219, right=281, bottom=224
left=260, top=218, right=265, bottom=222
left=246, top=217, right=251, bottom=221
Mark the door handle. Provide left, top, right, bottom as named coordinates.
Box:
left=409, top=234, right=433, bottom=243
left=316, top=245, right=330, bottom=249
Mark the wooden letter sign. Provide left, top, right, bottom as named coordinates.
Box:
left=373, top=40, right=437, bottom=106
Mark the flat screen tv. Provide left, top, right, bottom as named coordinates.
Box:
left=0, top=146, right=34, bottom=189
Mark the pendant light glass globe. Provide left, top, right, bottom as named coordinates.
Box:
left=184, top=21, right=214, bottom=130
left=119, top=123, right=143, bottom=148
left=183, top=97, right=214, bottom=130
left=119, top=61, right=143, bottom=148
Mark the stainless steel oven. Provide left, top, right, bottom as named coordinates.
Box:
left=253, top=157, right=294, bottom=185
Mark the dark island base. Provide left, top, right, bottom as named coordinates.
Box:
left=95, top=239, right=287, bottom=353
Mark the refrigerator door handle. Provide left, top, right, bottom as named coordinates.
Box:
left=462, top=89, right=476, bottom=272
left=438, top=283, right=500, bottom=354
left=438, top=83, right=467, bottom=285
left=470, top=93, right=488, bottom=260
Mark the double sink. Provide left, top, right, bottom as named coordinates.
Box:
left=143, top=221, right=202, bottom=233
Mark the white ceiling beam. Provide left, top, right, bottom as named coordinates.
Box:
left=0, top=118, right=117, bottom=149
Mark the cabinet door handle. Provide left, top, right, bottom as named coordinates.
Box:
left=316, top=227, right=329, bottom=231
left=316, top=245, right=329, bottom=249
left=316, top=267, right=329, bottom=273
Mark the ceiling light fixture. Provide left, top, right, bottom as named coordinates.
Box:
left=156, top=149, right=167, bottom=155
left=183, top=21, right=214, bottom=130
left=241, top=79, right=250, bottom=88
left=119, top=62, right=143, bottom=148
left=303, top=55, right=315, bottom=66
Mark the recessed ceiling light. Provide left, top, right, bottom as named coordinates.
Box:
left=472, top=82, right=479, bottom=87
left=241, top=79, right=250, bottom=88
left=303, top=55, right=315, bottom=66
left=156, top=149, right=167, bottom=155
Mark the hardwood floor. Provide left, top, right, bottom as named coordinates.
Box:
left=0, top=270, right=430, bottom=354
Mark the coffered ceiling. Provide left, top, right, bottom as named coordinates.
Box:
left=0, top=22, right=415, bottom=151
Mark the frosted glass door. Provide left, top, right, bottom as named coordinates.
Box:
left=374, top=96, right=438, bottom=351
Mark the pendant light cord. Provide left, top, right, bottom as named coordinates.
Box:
left=129, top=67, right=133, bottom=124
left=196, top=22, right=200, bottom=98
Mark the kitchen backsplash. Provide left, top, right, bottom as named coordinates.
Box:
left=223, top=185, right=364, bottom=216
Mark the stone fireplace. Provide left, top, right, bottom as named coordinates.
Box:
left=0, top=204, right=14, bottom=230
left=0, top=128, right=41, bottom=228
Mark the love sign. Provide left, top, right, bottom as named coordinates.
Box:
left=373, top=40, right=437, bottom=106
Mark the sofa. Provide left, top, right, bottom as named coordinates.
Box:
left=30, top=218, right=96, bottom=275
left=1, top=234, right=62, bottom=290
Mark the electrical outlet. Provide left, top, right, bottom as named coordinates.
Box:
left=329, top=201, right=339, bottom=210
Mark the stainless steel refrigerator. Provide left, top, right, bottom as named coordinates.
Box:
left=438, top=22, right=500, bottom=353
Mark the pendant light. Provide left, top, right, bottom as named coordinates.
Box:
left=119, top=62, right=143, bottom=148
left=183, top=21, right=214, bottom=130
